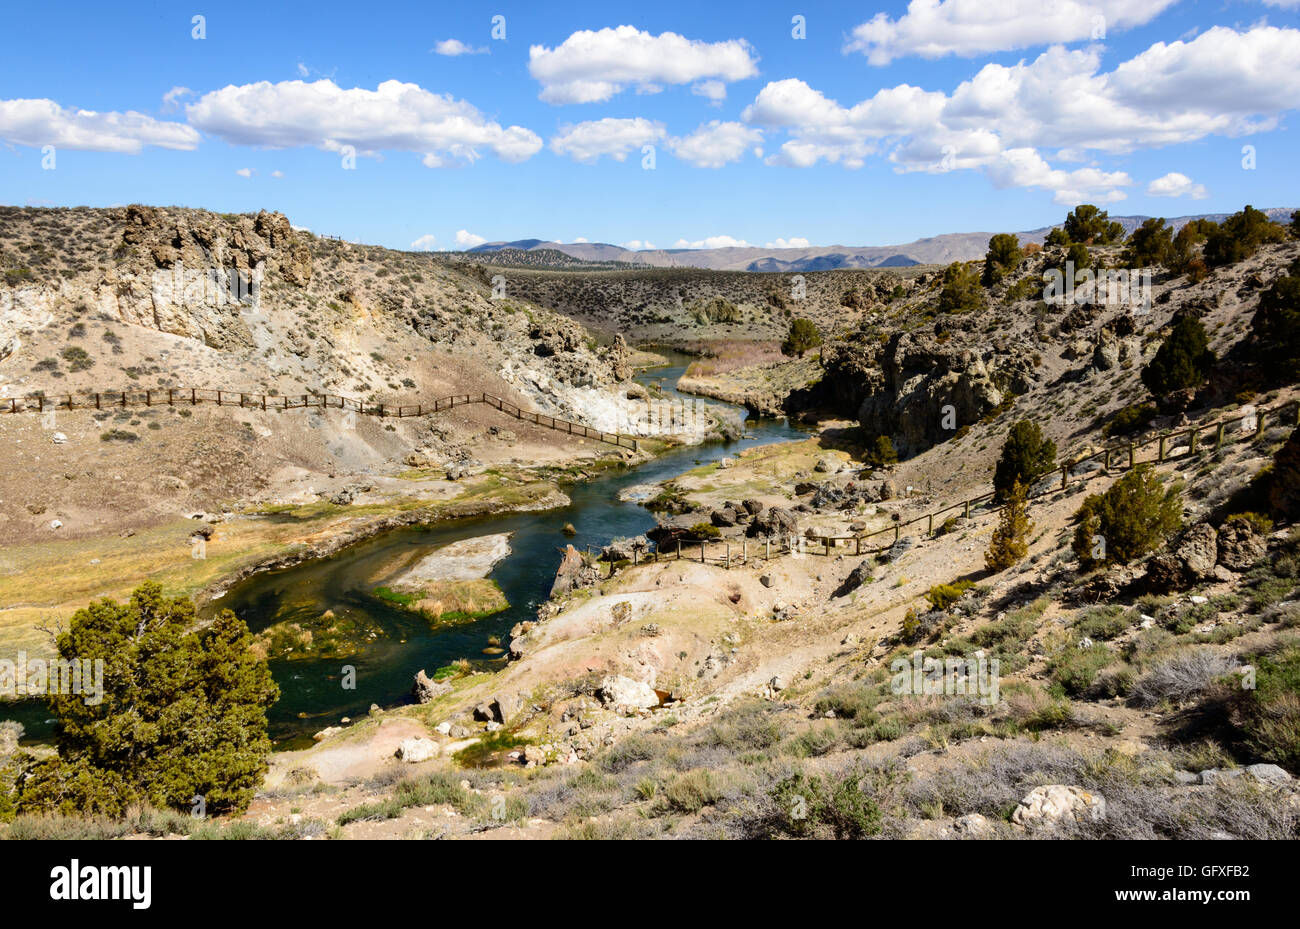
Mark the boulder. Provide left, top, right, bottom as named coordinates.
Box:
left=550, top=544, right=600, bottom=598
left=742, top=499, right=763, bottom=516
left=952, top=813, right=996, bottom=837
left=1179, top=524, right=1219, bottom=580
left=1245, top=763, right=1292, bottom=785
left=412, top=669, right=452, bottom=704
left=1011, top=785, right=1106, bottom=829
left=1217, top=516, right=1267, bottom=571
left=833, top=559, right=874, bottom=598
left=746, top=506, right=797, bottom=538
left=815, top=457, right=839, bottom=473
left=491, top=693, right=521, bottom=723
left=598, top=675, right=659, bottom=710
left=710, top=508, right=737, bottom=528
left=395, top=737, right=438, bottom=763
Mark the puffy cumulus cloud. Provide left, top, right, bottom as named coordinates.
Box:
left=765, top=237, right=811, bottom=248
left=1147, top=171, right=1207, bottom=199
left=744, top=26, right=1300, bottom=201
left=235, top=167, right=254, bottom=177
left=845, top=0, right=1177, bottom=65
left=455, top=229, right=486, bottom=247
left=186, top=79, right=542, bottom=165
left=672, top=235, right=752, bottom=249
left=549, top=117, right=665, bottom=163
left=691, top=80, right=727, bottom=104
left=0, top=98, right=199, bottom=152
left=409, top=234, right=439, bottom=250
left=621, top=240, right=656, bottom=250
left=667, top=121, right=762, bottom=168
left=985, top=148, right=1131, bottom=204
left=433, top=39, right=487, bottom=56
left=528, top=26, right=758, bottom=104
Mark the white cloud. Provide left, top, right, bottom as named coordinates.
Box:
left=1262, top=0, right=1300, bottom=7
left=161, top=86, right=193, bottom=112
left=668, top=121, right=763, bottom=168
left=434, top=39, right=487, bottom=56
left=235, top=167, right=254, bottom=177
left=271, top=169, right=284, bottom=178
left=691, top=80, right=727, bottom=104
left=186, top=79, right=542, bottom=165
left=743, top=26, right=1300, bottom=202
left=528, top=26, right=759, bottom=104
left=455, top=229, right=486, bottom=247
left=1147, top=171, right=1208, bottom=198
left=765, top=237, right=810, bottom=248
left=672, top=235, right=752, bottom=249
left=986, top=148, right=1131, bottom=204
left=549, top=117, right=665, bottom=163
left=297, top=63, right=310, bottom=77
left=0, top=98, right=198, bottom=152
left=621, top=240, right=656, bottom=250
left=845, top=0, right=1178, bottom=65
left=572, top=237, right=589, bottom=243
left=409, top=234, right=439, bottom=250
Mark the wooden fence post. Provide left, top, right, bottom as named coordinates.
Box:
left=1129, top=443, right=1136, bottom=468
left=1061, top=466, right=1068, bottom=491
left=1189, top=427, right=1199, bottom=455
left=1158, top=435, right=1166, bottom=462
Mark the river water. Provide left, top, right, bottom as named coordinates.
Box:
left=4, top=354, right=808, bottom=748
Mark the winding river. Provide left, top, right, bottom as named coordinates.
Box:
left=7, top=354, right=808, bottom=748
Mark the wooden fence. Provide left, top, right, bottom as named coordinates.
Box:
left=606, top=396, right=1300, bottom=571
left=0, top=387, right=639, bottom=451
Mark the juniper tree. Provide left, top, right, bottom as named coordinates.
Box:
left=1251, top=258, right=1300, bottom=383
left=993, top=420, right=1057, bottom=502
left=1124, top=217, right=1174, bottom=267
left=1072, top=464, right=1184, bottom=569
left=986, top=479, right=1033, bottom=572
left=18, top=583, right=278, bottom=817
left=1141, top=314, right=1216, bottom=398
left=937, top=261, right=985, bottom=314
left=781, top=317, right=822, bottom=358
left=1204, top=205, right=1285, bottom=267
left=982, top=233, right=1023, bottom=285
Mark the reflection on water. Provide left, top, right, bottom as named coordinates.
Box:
left=4, top=353, right=809, bottom=748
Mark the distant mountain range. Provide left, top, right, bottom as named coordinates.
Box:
left=463, top=208, right=1296, bottom=272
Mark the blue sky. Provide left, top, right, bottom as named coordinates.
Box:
left=2, top=0, right=1298, bottom=251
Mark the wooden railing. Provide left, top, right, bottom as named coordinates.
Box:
left=0, top=388, right=639, bottom=451
left=609, top=397, right=1299, bottom=570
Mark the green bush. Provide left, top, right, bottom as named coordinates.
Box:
left=1230, top=645, right=1300, bottom=773
left=1204, top=205, right=1285, bottom=267
left=926, top=580, right=974, bottom=611
left=1104, top=402, right=1158, bottom=438
left=17, top=583, right=277, bottom=817
left=769, top=766, right=896, bottom=839
left=993, top=420, right=1057, bottom=501
left=1251, top=258, right=1300, bottom=383
left=937, top=261, right=985, bottom=314
left=1073, top=464, right=1184, bottom=569
left=1074, top=605, right=1130, bottom=640
left=1124, top=217, right=1173, bottom=267
left=1062, top=204, right=1124, bottom=245
left=982, top=233, right=1023, bottom=285
left=1142, top=315, right=1216, bottom=398
left=867, top=434, right=898, bottom=467
left=781, top=317, right=822, bottom=358
left=1049, top=642, right=1116, bottom=697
